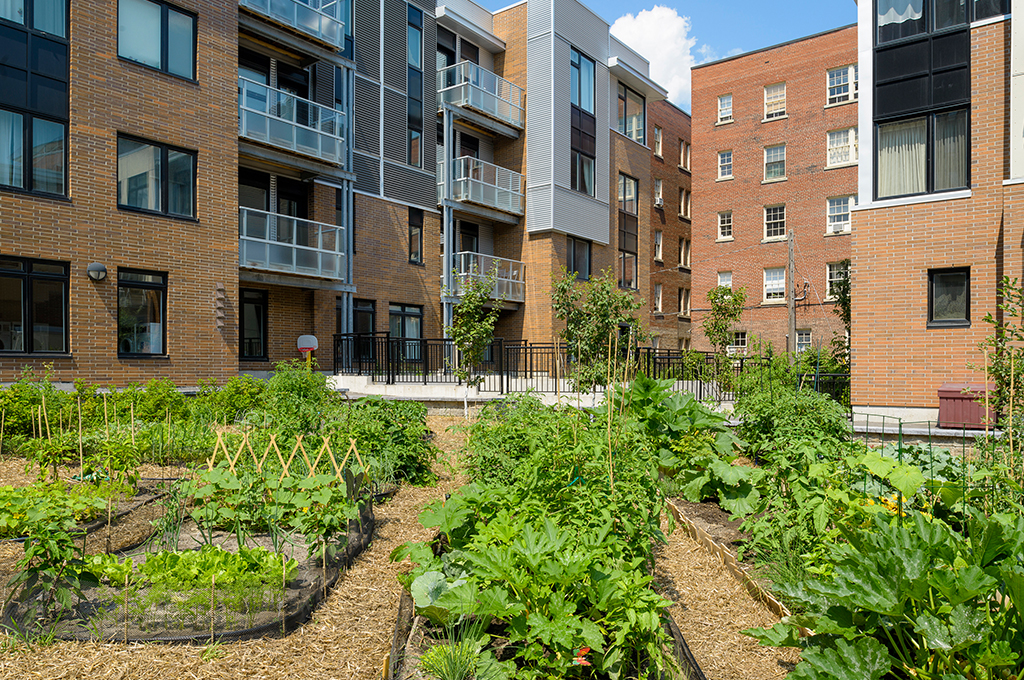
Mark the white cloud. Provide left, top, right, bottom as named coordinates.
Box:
left=610, top=5, right=720, bottom=110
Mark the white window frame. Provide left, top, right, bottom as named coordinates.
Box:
left=682, top=288, right=691, bottom=315
left=796, top=329, right=812, bottom=353
left=654, top=282, right=663, bottom=312
left=718, top=94, right=733, bottom=123
left=718, top=211, right=733, bottom=239
left=827, top=64, right=858, bottom=105
left=764, top=144, right=786, bottom=180
left=718, top=150, right=732, bottom=178
left=654, top=178, right=663, bottom=202
left=680, top=238, right=691, bottom=267
left=764, top=267, right=786, bottom=301
left=827, top=261, right=850, bottom=300
left=718, top=271, right=732, bottom=288
left=764, top=82, right=786, bottom=120
left=682, top=189, right=691, bottom=218
left=827, top=195, right=856, bottom=233
left=682, top=141, right=691, bottom=170
left=654, top=229, right=663, bottom=261
left=827, top=127, right=858, bottom=167
left=653, top=126, right=663, bottom=156
left=764, top=204, right=786, bottom=240
left=729, top=331, right=747, bottom=355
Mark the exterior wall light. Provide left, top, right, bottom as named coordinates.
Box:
left=86, top=262, right=107, bottom=282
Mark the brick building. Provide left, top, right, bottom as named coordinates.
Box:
left=648, top=100, right=692, bottom=350
left=690, top=26, right=858, bottom=356
left=851, top=0, right=1013, bottom=421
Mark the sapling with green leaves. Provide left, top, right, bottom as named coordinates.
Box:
left=446, top=263, right=504, bottom=417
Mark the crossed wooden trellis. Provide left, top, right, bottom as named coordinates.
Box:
left=207, top=431, right=367, bottom=483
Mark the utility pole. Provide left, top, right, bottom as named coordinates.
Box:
left=787, top=230, right=796, bottom=364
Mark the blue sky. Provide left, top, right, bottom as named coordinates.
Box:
left=479, top=1, right=859, bottom=110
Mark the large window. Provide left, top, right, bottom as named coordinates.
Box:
left=764, top=267, right=785, bottom=301
left=568, top=236, right=591, bottom=280
left=618, top=174, right=638, bottom=289
left=0, top=0, right=66, bottom=36
left=617, top=83, right=645, bottom=144
left=389, top=303, right=422, bottom=360
left=877, top=0, right=1006, bottom=44
left=928, top=267, right=970, bottom=327
left=653, top=126, right=662, bottom=156
left=828, top=128, right=858, bottom=166
left=570, top=47, right=595, bottom=115
left=764, top=83, right=786, bottom=119
left=570, top=47, right=596, bottom=196
left=407, top=4, right=423, bottom=167
left=0, top=111, right=65, bottom=195
left=408, top=207, right=423, bottom=263
left=827, top=64, right=858, bottom=105
left=718, top=150, right=732, bottom=178
left=764, top=144, right=786, bottom=179
left=117, top=136, right=196, bottom=217
left=118, top=0, right=195, bottom=79
left=240, top=288, right=267, bottom=360
left=717, top=94, right=732, bottom=123
left=0, top=257, right=67, bottom=353
left=118, top=269, right=166, bottom=356
left=877, top=110, right=966, bottom=198
left=765, top=205, right=786, bottom=239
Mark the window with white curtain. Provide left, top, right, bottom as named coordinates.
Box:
left=718, top=94, right=732, bottom=123
left=877, top=111, right=966, bottom=199
left=0, top=109, right=65, bottom=195
left=764, top=83, right=786, bottom=119
left=827, top=128, right=858, bottom=166
left=764, top=267, right=785, bottom=301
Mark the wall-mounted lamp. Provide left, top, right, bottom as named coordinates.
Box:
left=86, top=262, right=107, bottom=282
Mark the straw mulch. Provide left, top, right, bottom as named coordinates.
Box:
left=0, top=415, right=471, bottom=680
left=654, top=517, right=799, bottom=679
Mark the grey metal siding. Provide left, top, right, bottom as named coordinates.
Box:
left=383, top=161, right=436, bottom=208
left=552, top=0, right=608, bottom=64
left=353, top=0, right=379, bottom=80
left=554, top=186, right=610, bottom=244
left=382, top=0, right=406, bottom=91
left=352, top=152, right=381, bottom=194
left=382, top=89, right=407, bottom=163
left=313, top=62, right=335, bottom=108
left=353, top=76, right=380, bottom=155
left=552, top=37, right=571, bottom=190
left=421, top=13, right=437, bottom=173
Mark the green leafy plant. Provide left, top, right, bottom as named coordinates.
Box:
left=446, top=264, right=503, bottom=393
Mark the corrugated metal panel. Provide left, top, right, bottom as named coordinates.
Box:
left=353, top=76, right=380, bottom=155
left=553, top=186, right=610, bottom=244
left=421, top=13, right=437, bottom=173
left=526, top=184, right=552, bottom=234
left=525, top=34, right=553, bottom=189
left=552, top=37, right=571, bottom=190
left=353, top=152, right=381, bottom=195
left=383, top=161, right=437, bottom=208
left=408, top=0, right=434, bottom=14
left=382, top=89, right=407, bottom=163
left=353, top=0, right=379, bottom=80
left=479, top=222, right=494, bottom=255
left=552, top=0, right=608, bottom=64
left=594, top=61, right=609, bottom=203
left=478, top=137, right=494, bottom=164
left=313, top=62, right=335, bottom=108
left=526, top=0, right=551, bottom=39
left=382, top=0, right=406, bottom=91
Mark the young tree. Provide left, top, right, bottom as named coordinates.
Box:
left=829, top=259, right=851, bottom=369
left=446, top=265, right=503, bottom=415
left=702, top=285, right=747, bottom=354
left=550, top=267, right=646, bottom=391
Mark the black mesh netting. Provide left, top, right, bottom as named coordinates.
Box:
left=3, top=499, right=374, bottom=644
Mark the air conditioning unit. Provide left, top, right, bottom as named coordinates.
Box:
left=726, top=345, right=744, bottom=356
left=654, top=197, right=664, bottom=208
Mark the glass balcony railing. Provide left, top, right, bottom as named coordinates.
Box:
left=239, top=207, right=348, bottom=281
left=238, top=77, right=346, bottom=165
left=239, top=0, right=344, bottom=48
left=437, top=156, right=524, bottom=215
left=437, top=62, right=524, bottom=129
left=456, top=251, right=525, bottom=303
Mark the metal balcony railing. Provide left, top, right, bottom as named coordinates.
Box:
left=437, top=156, right=524, bottom=215
left=238, top=77, right=346, bottom=165
left=437, top=61, right=524, bottom=129
left=456, top=251, right=525, bottom=303
left=239, top=0, right=344, bottom=48
left=239, top=207, right=348, bottom=281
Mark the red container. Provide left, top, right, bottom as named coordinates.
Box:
left=938, top=383, right=997, bottom=430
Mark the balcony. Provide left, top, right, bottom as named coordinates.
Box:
left=438, top=62, right=524, bottom=129
left=456, top=251, right=525, bottom=303
left=239, top=207, right=348, bottom=281
left=438, top=156, right=524, bottom=216
left=239, top=0, right=344, bottom=49
left=238, top=77, right=346, bottom=165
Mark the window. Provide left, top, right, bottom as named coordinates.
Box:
left=570, top=47, right=595, bottom=114
left=877, top=110, right=967, bottom=199
left=389, top=303, right=422, bottom=360
left=765, top=205, right=786, bottom=239
left=682, top=190, right=691, bottom=218
left=718, top=211, right=733, bottom=239
left=653, top=126, right=662, bottom=156
left=118, top=269, right=166, bottom=356
left=240, top=288, right=268, bottom=360
left=796, top=330, right=812, bottom=353
left=617, top=83, right=645, bottom=143
left=828, top=196, right=855, bottom=233
left=407, top=5, right=423, bottom=167
left=654, top=283, right=663, bottom=312
left=408, top=207, right=423, bottom=263
left=679, top=238, right=691, bottom=267
left=764, top=83, right=786, bottom=119
left=0, top=111, right=66, bottom=195
left=681, top=142, right=691, bottom=169
left=618, top=174, right=638, bottom=289
left=827, top=261, right=850, bottom=299
left=876, top=0, right=1006, bottom=44
left=654, top=230, right=663, bottom=260
left=718, top=150, right=732, bottom=178
left=654, top=179, right=663, bottom=205
left=568, top=236, right=591, bottom=280
left=0, top=0, right=67, bottom=36
left=928, top=267, right=970, bottom=327
left=117, top=136, right=195, bottom=218
left=764, top=267, right=785, bottom=301
left=827, top=128, right=858, bottom=166
left=764, top=144, right=786, bottom=179
left=0, top=257, right=67, bottom=353
left=827, top=64, right=858, bottom=105
left=680, top=288, right=691, bottom=315
left=118, top=0, right=195, bottom=79
left=718, top=271, right=732, bottom=288
left=350, top=298, right=375, bottom=359
left=717, top=94, right=732, bottom=123
left=731, top=331, right=747, bottom=351
left=679, top=337, right=690, bottom=351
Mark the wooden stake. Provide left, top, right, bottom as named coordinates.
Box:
left=103, top=393, right=109, bottom=438
left=281, top=554, right=286, bottom=636
left=130, top=401, right=135, bottom=447
left=123, top=582, right=129, bottom=644
left=210, top=574, right=216, bottom=644
left=322, top=542, right=328, bottom=601
left=1010, top=352, right=1015, bottom=459
left=78, top=397, right=83, bottom=474
left=0, top=409, right=4, bottom=457
left=42, top=394, right=51, bottom=440
left=984, top=351, right=990, bottom=440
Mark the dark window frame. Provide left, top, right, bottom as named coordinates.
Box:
left=568, top=236, right=591, bottom=281
left=0, top=256, right=69, bottom=354
left=407, top=3, right=423, bottom=168
left=117, top=268, right=168, bottom=358
left=0, top=110, right=68, bottom=197
left=618, top=173, right=639, bottom=290
left=875, top=0, right=1008, bottom=47
left=569, top=46, right=595, bottom=115
left=927, top=266, right=971, bottom=328
left=874, top=106, right=969, bottom=200
left=0, top=0, right=68, bottom=36
left=116, top=0, right=198, bottom=81
left=408, top=207, right=423, bottom=264
left=240, top=287, right=268, bottom=361
left=616, top=82, right=646, bottom=144
left=116, top=134, right=198, bottom=220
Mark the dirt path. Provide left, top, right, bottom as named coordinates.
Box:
left=0, top=415, right=471, bottom=680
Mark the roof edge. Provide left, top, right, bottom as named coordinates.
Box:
left=692, top=23, right=857, bottom=71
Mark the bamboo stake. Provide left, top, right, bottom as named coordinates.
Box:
left=123, top=582, right=129, bottom=644
left=1010, top=352, right=1015, bottom=460
left=281, top=554, right=286, bottom=636
left=984, top=351, right=990, bottom=441
left=210, top=574, right=216, bottom=644
left=103, top=393, right=109, bottom=438
left=42, top=394, right=51, bottom=440
left=130, top=401, right=135, bottom=447
left=322, top=542, right=328, bottom=601
left=608, top=331, right=616, bottom=495
left=78, top=397, right=83, bottom=474
left=0, top=409, right=5, bottom=457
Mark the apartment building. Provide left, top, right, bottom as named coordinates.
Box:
left=648, top=100, right=693, bottom=350
left=690, top=26, right=858, bottom=356
left=852, top=0, right=1013, bottom=421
